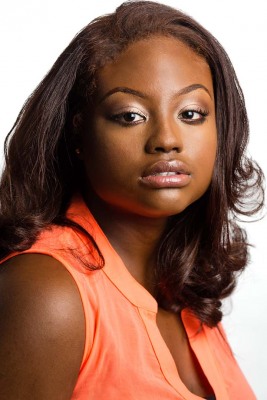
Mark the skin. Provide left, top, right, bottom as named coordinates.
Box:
left=0, top=36, right=217, bottom=398
left=0, top=254, right=85, bottom=400
left=83, top=37, right=216, bottom=219
left=81, top=36, right=217, bottom=292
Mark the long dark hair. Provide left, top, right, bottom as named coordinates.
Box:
left=0, top=1, right=264, bottom=326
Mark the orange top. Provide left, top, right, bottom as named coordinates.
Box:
left=4, top=195, right=256, bottom=400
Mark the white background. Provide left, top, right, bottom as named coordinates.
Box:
left=0, top=1, right=266, bottom=398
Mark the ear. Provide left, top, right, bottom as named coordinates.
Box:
left=72, top=113, right=83, bottom=160
left=73, top=113, right=83, bottom=129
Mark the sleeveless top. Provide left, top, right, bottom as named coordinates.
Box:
left=2, top=195, right=256, bottom=400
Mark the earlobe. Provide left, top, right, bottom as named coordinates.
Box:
left=73, top=113, right=83, bottom=129
left=72, top=113, right=84, bottom=159
left=74, top=145, right=83, bottom=160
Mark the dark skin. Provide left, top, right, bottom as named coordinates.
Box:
left=0, top=254, right=85, bottom=400
left=0, top=36, right=217, bottom=398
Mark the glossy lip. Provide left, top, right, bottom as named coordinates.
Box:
left=139, top=160, right=192, bottom=189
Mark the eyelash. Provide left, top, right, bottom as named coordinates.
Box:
left=109, top=107, right=209, bottom=127
left=109, top=110, right=146, bottom=127
left=179, top=108, right=209, bottom=124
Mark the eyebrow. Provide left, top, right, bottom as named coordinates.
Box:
left=99, top=83, right=212, bottom=103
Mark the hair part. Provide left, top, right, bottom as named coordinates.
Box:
left=0, top=1, right=264, bottom=326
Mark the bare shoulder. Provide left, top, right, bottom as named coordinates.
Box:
left=0, top=253, right=85, bottom=400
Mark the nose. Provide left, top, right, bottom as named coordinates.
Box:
left=145, top=116, right=182, bottom=154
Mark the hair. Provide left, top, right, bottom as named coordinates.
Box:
left=0, top=1, right=264, bottom=327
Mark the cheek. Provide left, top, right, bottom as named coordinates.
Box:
left=197, top=135, right=217, bottom=169
left=82, top=132, right=140, bottom=188
left=186, top=127, right=217, bottom=185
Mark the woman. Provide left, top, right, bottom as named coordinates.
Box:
left=0, top=1, right=264, bottom=399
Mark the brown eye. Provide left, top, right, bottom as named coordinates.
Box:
left=123, top=112, right=139, bottom=122
left=110, top=110, right=146, bottom=126
left=181, top=110, right=201, bottom=120
left=179, top=108, right=209, bottom=124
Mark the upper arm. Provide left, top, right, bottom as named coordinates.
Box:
left=0, top=254, right=85, bottom=400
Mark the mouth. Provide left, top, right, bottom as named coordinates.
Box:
left=155, top=171, right=178, bottom=176
left=139, top=160, right=191, bottom=189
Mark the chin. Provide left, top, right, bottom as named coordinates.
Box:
left=138, top=196, right=197, bottom=218
left=134, top=203, right=192, bottom=219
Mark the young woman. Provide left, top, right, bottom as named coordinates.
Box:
left=0, top=1, right=264, bottom=399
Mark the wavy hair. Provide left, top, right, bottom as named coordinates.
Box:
left=0, top=1, right=264, bottom=326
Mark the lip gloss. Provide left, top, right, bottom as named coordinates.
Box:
left=139, top=172, right=191, bottom=188
left=140, top=160, right=192, bottom=188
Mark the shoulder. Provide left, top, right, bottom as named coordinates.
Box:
left=0, top=253, right=85, bottom=316
left=0, top=254, right=85, bottom=399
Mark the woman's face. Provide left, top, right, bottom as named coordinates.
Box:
left=80, top=36, right=217, bottom=218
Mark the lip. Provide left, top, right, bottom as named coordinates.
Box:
left=139, top=160, right=191, bottom=189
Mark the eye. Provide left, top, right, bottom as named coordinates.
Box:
left=109, top=111, right=146, bottom=126
left=179, top=108, right=209, bottom=124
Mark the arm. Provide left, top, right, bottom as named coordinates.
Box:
left=0, top=254, right=85, bottom=400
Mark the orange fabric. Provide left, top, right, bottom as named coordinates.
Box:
left=3, top=195, right=256, bottom=399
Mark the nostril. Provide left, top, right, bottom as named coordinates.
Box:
left=154, top=146, right=179, bottom=153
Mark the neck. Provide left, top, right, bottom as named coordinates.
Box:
left=84, top=194, right=169, bottom=295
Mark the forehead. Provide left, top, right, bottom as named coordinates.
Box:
left=95, top=35, right=214, bottom=99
